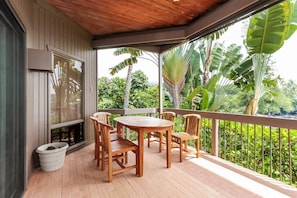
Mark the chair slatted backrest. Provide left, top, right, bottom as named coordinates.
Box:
left=184, top=114, right=201, bottom=136
left=93, top=112, right=112, bottom=125
left=90, top=116, right=100, bottom=142
left=90, top=116, right=100, bottom=132
left=160, top=111, right=176, bottom=122
left=98, top=120, right=114, bottom=154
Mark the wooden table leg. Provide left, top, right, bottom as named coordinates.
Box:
left=138, top=129, right=144, bottom=176
left=166, top=127, right=171, bottom=168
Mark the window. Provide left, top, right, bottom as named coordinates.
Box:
left=50, top=54, right=84, bottom=146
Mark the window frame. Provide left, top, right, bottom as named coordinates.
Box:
left=47, top=46, right=85, bottom=145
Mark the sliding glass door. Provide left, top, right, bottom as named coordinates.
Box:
left=0, top=1, right=25, bottom=197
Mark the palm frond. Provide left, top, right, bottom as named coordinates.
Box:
left=109, top=57, right=137, bottom=75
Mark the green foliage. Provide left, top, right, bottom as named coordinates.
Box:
left=130, top=86, right=159, bottom=108
left=131, top=70, right=149, bottom=92
left=183, top=49, right=202, bottom=96
left=98, top=77, right=125, bottom=109
left=281, top=80, right=297, bottom=111
left=98, top=71, right=161, bottom=109
left=258, top=84, right=294, bottom=115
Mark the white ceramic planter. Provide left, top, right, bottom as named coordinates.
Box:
left=36, top=142, right=69, bottom=172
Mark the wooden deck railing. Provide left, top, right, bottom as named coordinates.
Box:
left=97, top=108, right=297, bottom=186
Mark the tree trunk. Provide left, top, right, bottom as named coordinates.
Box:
left=244, top=97, right=259, bottom=115
left=202, top=39, right=213, bottom=85
left=244, top=54, right=268, bottom=115
left=124, top=65, right=133, bottom=109
left=172, top=85, right=180, bottom=109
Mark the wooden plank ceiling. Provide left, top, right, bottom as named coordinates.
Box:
left=44, top=0, right=282, bottom=51
left=45, top=0, right=227, bottom=37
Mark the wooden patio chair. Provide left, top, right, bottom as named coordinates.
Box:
left=90, top=115, right=120, bottom=167
left=98, top=120, right=139, bottom=182
left=147, top=111, right=176, bottom=152
left=92, top=112, right=117, bottom=158
left=171, top=114, right=201, bottom=162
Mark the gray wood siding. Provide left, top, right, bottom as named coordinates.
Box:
left=8, top=0, right=97, bottom=185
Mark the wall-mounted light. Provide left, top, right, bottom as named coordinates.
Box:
left=28, top=48, right=53, bottom=72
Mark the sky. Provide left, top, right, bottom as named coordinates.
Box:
left=97, top=49, right=158, bottom=83
left=97, top=22, right=297, bottom=83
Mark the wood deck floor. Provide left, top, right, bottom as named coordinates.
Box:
left=23, top=141, right=297, bottom=198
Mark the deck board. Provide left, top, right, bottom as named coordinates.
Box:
left=23, top=141, right=297, bottom=198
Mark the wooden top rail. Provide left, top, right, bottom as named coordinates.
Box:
left=97, top=108, right=297, bottom=130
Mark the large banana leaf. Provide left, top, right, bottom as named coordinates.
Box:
left=209, top=43, right=224, bottom=72
left=246, top=0, right=292, bottom=54
left=220, top=44, right=243, bottom=76
left=187, top=74, right=220, bottom=110
left=229, top=57, right=254, bottom=90
left=200, top=89, right=210, bottom=110
left=184, top=49, right=202, bottom=96
left=286, top=0, right=297, bottom=39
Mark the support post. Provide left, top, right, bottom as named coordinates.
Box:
left=158, top=53, right=163, bottom=114
left=212, top=119, right=219, bottom=156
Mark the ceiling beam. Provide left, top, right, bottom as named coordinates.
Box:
left=92, top=26, right=186, bottom=50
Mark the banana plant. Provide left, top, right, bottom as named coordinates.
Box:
left=199, top=28, right=228, bottom=85
left=185, top=26, right=247, bottom=111
left=243, top=0, right=297, bottom=115
left=187, top=42, right=243, bottom=111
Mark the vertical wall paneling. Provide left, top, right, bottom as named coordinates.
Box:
left=8, top=0, right=97, bottom=185
left=33, top=4, right=39, bottom=48
left=44, top=11, right=50, bottom=46
left=32, top=72, right=40, bottom=148
left=38, top=7, right=44, bottom=49
left=38, top=73, right=47, bottom=143
left=50, top=14, right=55, bottom=46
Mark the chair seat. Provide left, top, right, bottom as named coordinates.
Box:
left=110, top=128, right=117, bottom=133
left=172, top=132, right=199, bottom=141
left=110, top=133, right=121, bottom=141
left=171, top=114, right=201, bottom=162
left=147, top=112, right=176, bottom=152
left=151, top=131, right=164, bottom=137
left=111, top=139, right=138, bottom=155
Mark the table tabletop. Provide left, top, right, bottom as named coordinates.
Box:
left=114, top=116, right=173, bottom=128
left=114, top=116, right=173, bottom=176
